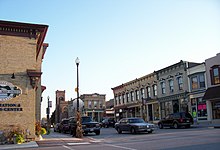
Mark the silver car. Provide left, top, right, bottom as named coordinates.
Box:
left=115, top=118, right=155, bottom=134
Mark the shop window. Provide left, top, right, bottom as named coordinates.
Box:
left=153, top=103, right=159, bottom=120
left=197, top=98, right=207, bottom=120
left=212, top=101, right=220, bottom=119
left=161, top=102, right=165, bottom=118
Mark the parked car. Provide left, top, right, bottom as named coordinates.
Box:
left=69, top=116, right=101, bottom=136
left=158, top=112, right=194, bottom=129
left=101, top=118, right=116, bottom=128
left=115, top=118, right=155, bottom=134
left=60, top=118, right=70, bottom=133
left=54, top=123, right=61, bottom=132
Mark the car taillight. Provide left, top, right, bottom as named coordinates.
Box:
left=179, top=118, right=183, bottom=122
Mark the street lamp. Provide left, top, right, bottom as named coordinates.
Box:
left=75, top=57, right=83, bottom=138
left=47, top=96, right=50, bottom=134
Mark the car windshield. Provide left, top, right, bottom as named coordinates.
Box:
left=82, top=117, right=92, bottom=123
left=129, top=118, right=145, bottom=123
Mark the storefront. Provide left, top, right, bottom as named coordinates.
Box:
left=203, top=86, right=220, bottom=123
left=146, top=101, right=160, bottom=123
left=191, top=97, right=207, bottom=122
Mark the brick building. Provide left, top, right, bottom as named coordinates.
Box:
left=0, top=20, right=48, bottom=139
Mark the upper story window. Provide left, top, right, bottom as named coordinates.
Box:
left=147, top=86, right=151, bottom=98
left=94, top=101, right=97, bottom=108
left=191, top=76, right=198, bottom=89
left=177, top=76, right=183, bottom=90
left=141, top=88, right=145, bottom=98
left=191, top=74, right=206, bottom=90
left=122, top=94, right=125, bottom=104
left=115, top=96, right=118, bottom=105
left=161, top=82, right=166, bottom=94
left=119, top=95, right=121, bottom=104
left=126, top=93, right=129, bottom=103
left=88, top=100, right=92, bottom=108
left=210, top=66, right=220, bottom=85
left=169, top=79, right=174, bottom=93
left=199, top=74, right=205, bottom=88
left=131, top=91, right=134, bottom=101
left=99, top=102, right=103, bottom=109
left=153, top=84, right=157, bottom=96
left=135, top=90, right=139, bottom=100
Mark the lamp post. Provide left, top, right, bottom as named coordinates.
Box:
left=47, top=96, right=50, bottom=134
left=75, top=57, right=83, bottom=138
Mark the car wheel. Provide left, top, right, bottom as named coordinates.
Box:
left=131, top=127, right=136, bottom=134
left=116, top=127, right=122, bottom=134
left=173, top=122, right=179, bottom=129
left=95, top=131, right=100, bottom=135
left=158, top=123, right=163, bottom=129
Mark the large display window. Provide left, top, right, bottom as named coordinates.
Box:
left=212, top=100, right=220, bottom=119
left=197, top=98, right=207, bottom=120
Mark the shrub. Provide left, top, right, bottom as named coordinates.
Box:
left=41, top=128, right=47, bottom=135
left=35, top=121, right=42, bottom=136
left=15, top=134, right=25, bottom=144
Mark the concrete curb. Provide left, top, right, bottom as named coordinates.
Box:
left=0, top=141, right=38, bottom=150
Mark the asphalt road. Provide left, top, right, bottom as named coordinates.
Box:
left=25, top=127, right=220, bottom=150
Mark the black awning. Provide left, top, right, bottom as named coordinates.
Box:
left=203, top=86, right=220, bottom=100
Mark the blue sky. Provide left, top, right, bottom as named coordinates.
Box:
left=1, top=0, right=220, bottom=118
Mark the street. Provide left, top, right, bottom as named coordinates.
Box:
left=23, top=126, right=220, bottom=150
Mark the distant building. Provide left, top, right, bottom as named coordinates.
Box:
left=105, top=99, right=114, bottom=118
left=81, top=93, right=106, bottom=122
left=55, top=90, right=68, bottom=123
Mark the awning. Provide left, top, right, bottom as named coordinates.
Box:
left=203, top=86, right=220, bottom=101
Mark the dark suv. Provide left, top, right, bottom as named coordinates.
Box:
left=101, top=118, right=116, bottom=128
left=69, top=116, right=101, bottom=136
left=158, top=112, right=193, bottom=129
left=60, top=118, right=70, bottom=133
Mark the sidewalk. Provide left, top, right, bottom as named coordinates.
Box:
left=192, top=121, right=220, bottom=128
left=0, top=129, right=89, bottom=150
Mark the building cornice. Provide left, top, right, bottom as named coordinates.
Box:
left=0, top=20, right=48, bottom=60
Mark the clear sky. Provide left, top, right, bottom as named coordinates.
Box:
left=1, top=0, right=220, bottom=118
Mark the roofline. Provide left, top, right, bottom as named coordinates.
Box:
left=0, top=20, right=48, bottom=60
